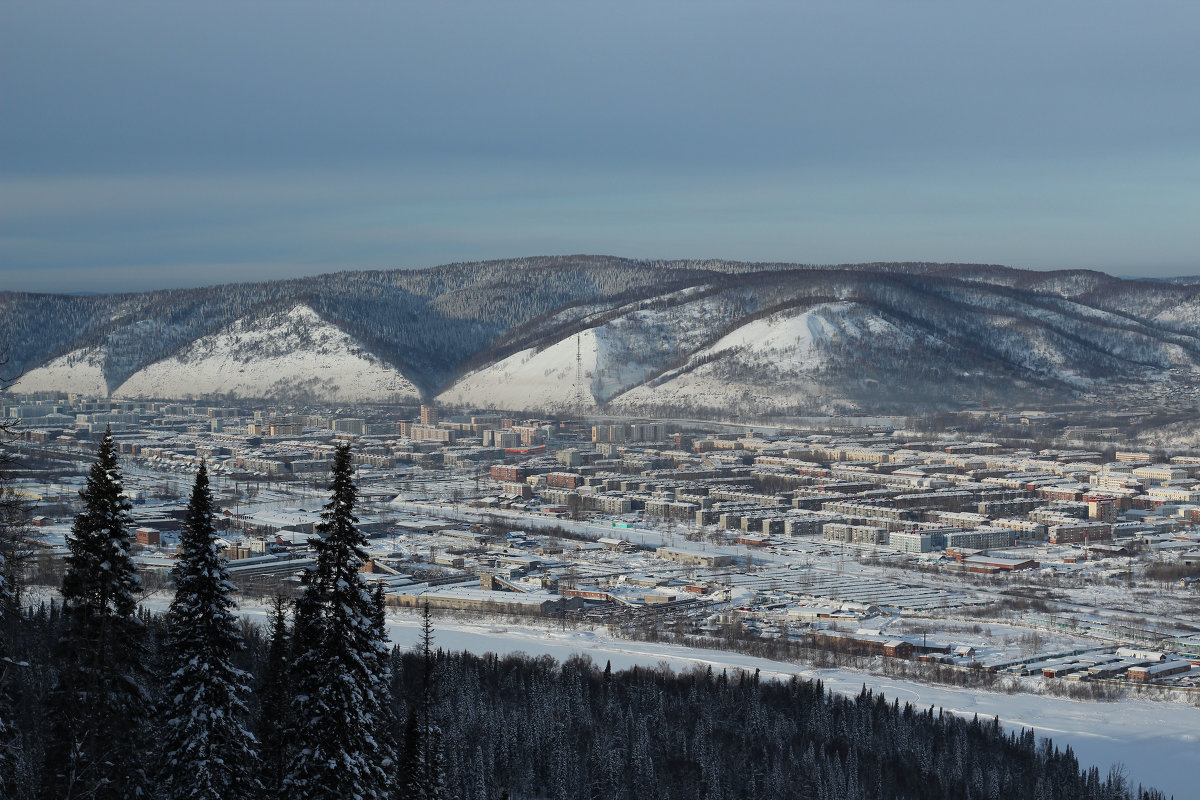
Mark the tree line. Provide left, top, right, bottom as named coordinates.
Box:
left=0, top=432, right=1172, bottom=799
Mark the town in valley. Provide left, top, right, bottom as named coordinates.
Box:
left=7, top=393, right=1200, bottom=697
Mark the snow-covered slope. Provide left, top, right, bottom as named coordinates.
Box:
left=610, top=302, right=900, bottom=414
left=10, top=258, right=1200, bottom=414
left=439, top=290, right=758, bottom=412
left=10, top=346, right=109, bottom=396
left=437, top=329, right=602, bottom=412
left=443, top=278, right=1200, bottom=416
left=700, top=302, right=878, bottom=362
left=113, top=305, right=420, bottom=403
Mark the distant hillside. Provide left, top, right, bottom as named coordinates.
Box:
left=5, top=256, right=1200, bottom=414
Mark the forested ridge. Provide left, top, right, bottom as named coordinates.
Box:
left=6, top=256, right=1200, bottom=407
left=0, top=256, right=711, bottom=394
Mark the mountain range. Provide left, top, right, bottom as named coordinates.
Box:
left=5, top=256, right=1200, bottom=416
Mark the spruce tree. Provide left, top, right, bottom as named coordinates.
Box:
left=286, top=443, right=393, bottom=799
left=413, top=602, right=448, bottom=800
left=398, top=712, right=422, bottom=798
left=159, top=462, right=260, bottom=799
left=0, top=424, right=23, bottom=798
left=44, top=428, right=148, bottom=799
left=0, top=551, right=12, bottom=800
left=256, top=594, right=294, bottom=799
left=367, top=583, right=397, bottom=766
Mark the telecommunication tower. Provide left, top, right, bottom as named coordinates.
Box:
left=575, top=334, right=585, bottom=411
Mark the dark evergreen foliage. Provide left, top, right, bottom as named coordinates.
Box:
left=408, top=603, right=449, bottom=800
left=286, top=444, right=393, bottom=799
left=43, top=429, right=150, bottom=800
left=0, top=407, right=28, bottom=797
left=159, top=462, right=260, bottom=799
left=0, top=603, right=1175, bottom=800
left=255, top=594, right=294, bottom=799
left=401, top=650, right=1172, bottom=800
left=366, top=584, right=397, bottom=773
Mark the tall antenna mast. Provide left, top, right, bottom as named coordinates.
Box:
left=575, top=333, right=585, bottom=411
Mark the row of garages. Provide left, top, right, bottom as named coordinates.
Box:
left=1008, top=648, right=1196, bottom=683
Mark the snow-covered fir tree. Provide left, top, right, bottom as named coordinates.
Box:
left=286, top=443, right=393, bottom=799
left=159, top=462, right=260, bottom=800
left=411, top=602, right=449, bottom=800
left=0, top=545, right=9, bottom=795
left=255, top=594, right=294, bottom=799
left=366, top=583, right=396, bottom=768
left=0, top=505, right=11, bottom=623
left=0, top=430, right=22, bottom=799
left=44, top=428, right=149, bottom=800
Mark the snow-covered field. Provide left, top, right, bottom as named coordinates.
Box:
left=371, top=612, right=1197, bottom=800
left=438, top=292, right=745, bottom=412
left=74, top=588, right=1198, bottom=800
left=134, top=573, right=1194, bottom=800
left=28, top=519, right=1199, bottom=798
left=696, top=302, right=883, bottom=363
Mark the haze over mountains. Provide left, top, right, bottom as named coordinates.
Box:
left=6, top=256, right=1200, bottom=415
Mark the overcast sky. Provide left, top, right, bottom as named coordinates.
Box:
left=2, top=1, right=1198, bottom=293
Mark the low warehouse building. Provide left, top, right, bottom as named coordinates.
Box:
left=390, top=586, right=584, bottom=616
left=656, top=547, right=733, bottom=568
left=1128, top=661, right=1192, bottom=683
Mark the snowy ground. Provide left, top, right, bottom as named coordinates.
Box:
left=607, top=302, right=908, bottom=414
left=27, top=480, right=1199, bottom=796
left=11, top=346, right=108, bottom=396
left=1135, top=418, right=1200, bottom=450
left=437, top=290, right=754, bottom=412
left=25, top=546, right=1197, bottom=798
left=203, top=594, right=1198, bottom=800
left=11, top=305, right=421, bottom=402
left=376, top=612, right=1195, bottom=799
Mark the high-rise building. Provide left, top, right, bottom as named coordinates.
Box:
left=420, top=404, right=439, bottom=426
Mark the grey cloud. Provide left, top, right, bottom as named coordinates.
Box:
left=2, top=1, right=1198, bottom=291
